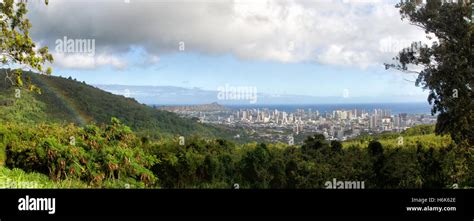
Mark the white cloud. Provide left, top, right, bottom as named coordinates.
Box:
left=28, top=0, right=432, bottom=69
left=317, top=44, right=372, bottom=69
left=53, top=53, right=127, bottom=70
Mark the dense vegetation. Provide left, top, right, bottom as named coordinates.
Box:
left=1, top=120, right=472, bottom=189
left=2, top=118, right=157, bottom=188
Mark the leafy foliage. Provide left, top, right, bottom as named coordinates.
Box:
left=1, top=118, right=157, bottom=187
left=0, top=0, right=53, bottom=93
left=149, top=125, right=472, bottom=189
left=386, top=0, right=474, bottom=145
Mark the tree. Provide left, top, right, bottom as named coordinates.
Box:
left=330, top=140, right=343, bottom=153
left=241, top=143, right=272, bottom=188
left=367, top=140, right=385, bottom=187
left=367, top=140, right=384, bottom=157
left=386, top=0, right=473, bottom=145
left=1, top=0, right=53, bottom=93
left=301, top=133, right=330, bottom=154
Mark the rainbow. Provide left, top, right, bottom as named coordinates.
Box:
left=31, top=74, right=91, bottom=125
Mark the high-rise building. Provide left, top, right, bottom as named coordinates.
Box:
left=399, top=113, right=408, bottom=127
left=242, top=110, right=248, bottom=121
left=369, top=115, right=376, bottom=129
left=393, top=114, right=401, bottom=130
left=337, top=128, right=344, bottom=140
left=294, top=124, right=299, bottom=134
left=383, top=109, right=391, bottom=118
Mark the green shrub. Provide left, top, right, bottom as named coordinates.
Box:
left=3, top=118, right=158, bottom=187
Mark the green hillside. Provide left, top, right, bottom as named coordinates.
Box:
left=0, top=69, right=235, bottom=140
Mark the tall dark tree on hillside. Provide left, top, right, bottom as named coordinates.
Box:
left=0, top=0, right=52, bottom=93
left=367, top=140, right=386, bottom=187
left=241, top=143, right=272, bottom=188
left=386, top=0, right=473, bottom=146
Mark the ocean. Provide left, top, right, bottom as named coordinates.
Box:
left=224, top=103, right=433, bottom=115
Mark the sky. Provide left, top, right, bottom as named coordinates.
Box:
left=25, top=0, right=435, bottom=102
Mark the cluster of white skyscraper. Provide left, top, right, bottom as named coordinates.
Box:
left=226, top=108, right=435, bottom=141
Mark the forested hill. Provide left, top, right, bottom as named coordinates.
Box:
left=0, top=69, right=233, bottom=139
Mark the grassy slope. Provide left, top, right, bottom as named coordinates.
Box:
left=0, top=167, right=139, bottom=188
left=0, top=167, right=88, bottom=188
left=343, top=125, right=453, bottom=149
left=344, top=133, right=453, bottom=149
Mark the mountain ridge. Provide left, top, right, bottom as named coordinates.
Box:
left=0, top=70, right=236, bottom=139
left=93, top=84, right=428, bottom=105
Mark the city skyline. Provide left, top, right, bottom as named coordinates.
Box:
left=163, top=105, right=437, bottom=142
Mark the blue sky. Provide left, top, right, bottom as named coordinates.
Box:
left=54, top=50, right=428, bottom=101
